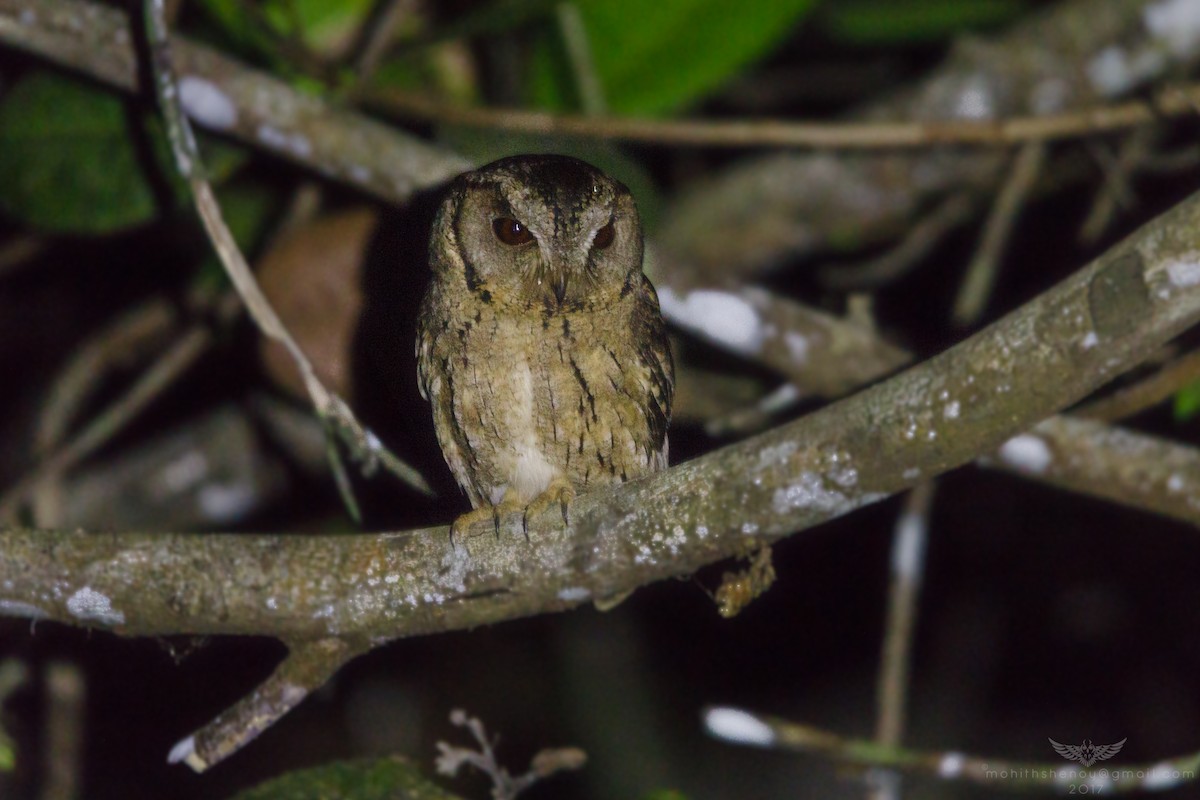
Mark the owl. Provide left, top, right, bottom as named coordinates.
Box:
left=416, top=154, right=674, bottom=536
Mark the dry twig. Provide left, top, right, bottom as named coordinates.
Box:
left=953, top=142, right=1047, bottom=325
left=142, top=0, right=432, bottom=520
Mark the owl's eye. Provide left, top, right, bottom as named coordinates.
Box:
left=493, top=217, right=534, bottom=246
left=593, top=220, right=615, bottom=250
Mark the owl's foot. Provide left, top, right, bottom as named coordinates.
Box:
left=450, top=492, right=526, bottom=542
left=522, top=478, right=575, bottom=534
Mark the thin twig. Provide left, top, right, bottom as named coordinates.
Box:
left=953, top=142, right=1046, bottom=325
left=1141, top=143, right=1200, bottom=173
left=1076, top=347, right=1200, bottom=422
left=869, top=481, right=936, bottom=800
left=33, top=299, right=178, bottom=456
left=704, top=706, right=1199, bottom=793
left=0, top=235, right=46, bottom=278
left=0, top=324, right=215, bottom=521
left=821, top=194, right=977, bottom=290
left=142, top=0, right=433, bottom=518
left=1079, top=128, right=1159, bottom=245
left=704, top=384, right=804, bottom=438
left=368, top=81, right=1200, bottom=151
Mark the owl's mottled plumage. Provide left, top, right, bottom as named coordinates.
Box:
left=416, top=155, right=673, bottom=528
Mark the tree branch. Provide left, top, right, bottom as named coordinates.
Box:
left=370, top=80, right=1200, bottom=150
left=2, top=186, right=1200, bottom=641
left=987, top=415, right=1200, bottom=527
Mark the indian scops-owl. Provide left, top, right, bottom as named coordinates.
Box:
left=416, top=155, right=674, bottom=534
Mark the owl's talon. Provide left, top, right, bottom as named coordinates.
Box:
left=523, top=479, right=575, bottom=533
left=452, top=491, right=528, bottom=541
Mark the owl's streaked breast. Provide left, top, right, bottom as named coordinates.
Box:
left=421, top=295, right=667, bottom=508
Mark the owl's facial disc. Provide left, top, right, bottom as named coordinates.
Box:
left=450, top=155, right=643, bottom=311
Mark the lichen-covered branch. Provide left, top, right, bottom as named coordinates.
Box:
left=650, top=253, right=912, bottom=395
left=168, top=637, right=365, bottom=772
left=987, top=416, right=1200, bottom=527
left=3, top=186, right=1200, bottom=641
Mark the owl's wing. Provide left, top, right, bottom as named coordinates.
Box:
left=632, top=275, right=675, bottom=460
left=415, top=306, right=433, bottom=402
left=1091, top=739, right=1127, bottom=762
left=416, top=292, right=485, bottom=507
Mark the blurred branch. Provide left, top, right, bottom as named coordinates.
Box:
left=42, top=662, right=83, bottom=800
left=1079, top=127, right=1160, bottom=245
left=986, top=416, right=1200, bottom=528
left=33, top=299, right=179, bottom=456
left=0, top=234, right=46, bottom=278
left=953, top=142, right=1047, bottom=325
left=820, top=193, right=977, bottom=291
left=703, top=706, right=1200, bottom=793
left=1076, top=346, right=1200, bottom=421
left=370, top=81, right=1200, bottom=149
left=870, top=481, right=936, bottom=800
left=649, top=259, right=912, bottom=396
left=0, top=314, right=220, bottom=521
left=658, top=0, right=1200, bottom=281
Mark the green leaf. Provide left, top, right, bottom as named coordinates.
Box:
left=640, top=791, right=691, bottom=800
left=530, top=0, right=818, bottom=116
left=0, top=72, right=172, bottom=233
left=0, top=72, right=247, bottom=235
left=265, top=0, right=375, bottom=55
left=192, top=0, right=280, bottom=61
left=227, top=756, right=464, bottom=800
left=1174, top=378, right=1200, bottom=422
left=820, top=0, right=1029, bottom=44
left=196, top=0, right=373, bottom=61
